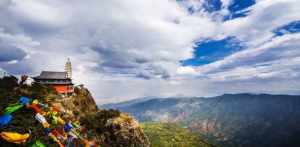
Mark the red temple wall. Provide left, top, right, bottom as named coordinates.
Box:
left=50, top=85, right=73, bottom=94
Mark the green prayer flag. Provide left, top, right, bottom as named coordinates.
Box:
left=31, top=140, right=46, bottom=147
left=4, top=104, right=24, bottom=114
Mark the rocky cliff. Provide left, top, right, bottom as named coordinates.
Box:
left=0, top=76, right=149, bottom=147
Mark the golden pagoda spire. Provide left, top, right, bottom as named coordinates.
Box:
left=65, top=58, right=72, bottom=79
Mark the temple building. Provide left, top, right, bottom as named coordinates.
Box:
left=33, top=58, right=73, bottom=94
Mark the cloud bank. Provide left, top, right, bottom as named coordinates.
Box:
left=0, top=0, right=299, bottom=104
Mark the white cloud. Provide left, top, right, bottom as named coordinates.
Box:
left=222, top=0, right=300, bottom=46
left=9, top=0, right=69, bottom=27
left=193, top=33, right=300, bottom=80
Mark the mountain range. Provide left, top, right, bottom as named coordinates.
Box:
left=101, top=94, right=300, bottom=147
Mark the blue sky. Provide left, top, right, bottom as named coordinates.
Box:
left=181, top=37, right=242, bottom=66
left=225, top=0, right=255, bottom=20
left=0, top=0, right=300, bottom=104
left=273, top=20, right=300, bottom=36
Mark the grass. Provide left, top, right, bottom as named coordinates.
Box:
left=141, top=122, right=213, bottom=147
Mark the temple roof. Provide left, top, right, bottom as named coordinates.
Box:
left=34, top=71, right=69, bottom=80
